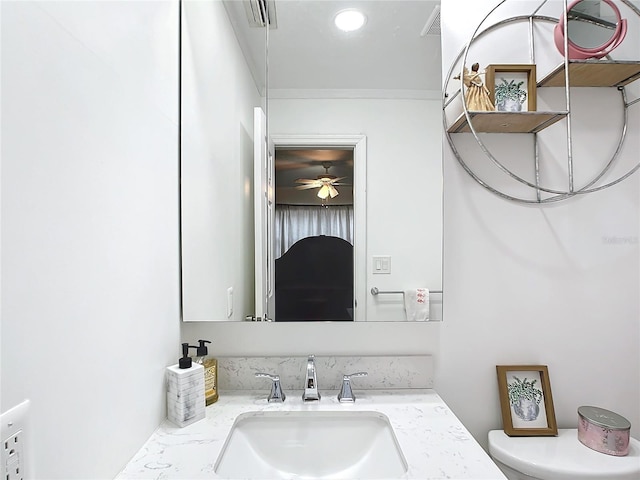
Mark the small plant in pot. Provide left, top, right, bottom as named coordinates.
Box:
left=508, top=376, right=543, bottom=421
left=494, top=78, right=527, bottom=112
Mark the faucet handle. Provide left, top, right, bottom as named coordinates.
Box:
left=338, top=372, right=368, bottom=403
left=255, top=372, right=286, bottom=403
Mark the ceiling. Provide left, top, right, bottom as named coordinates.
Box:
left=222, top=0, right=442, bottom=205
left=224, top=0, right=443, bottom=92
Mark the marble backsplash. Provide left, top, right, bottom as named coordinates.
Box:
left=217, top=355, right=433, bottom=391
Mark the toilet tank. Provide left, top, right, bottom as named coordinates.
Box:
left=493, top=458, right=541, bottom=480
left=488, top=429, right=640, bottom=480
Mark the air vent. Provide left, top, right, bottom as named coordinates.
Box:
left=244, top=0, right=277, bottom=28
left=420, top=5, right=441, bottom=36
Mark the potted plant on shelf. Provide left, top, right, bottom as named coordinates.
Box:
left=494, top=78, right=528, bottom=112
left=508, top=376, right=543, bottom=421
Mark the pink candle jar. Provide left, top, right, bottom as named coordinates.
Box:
left=578, top=406, right=631, bottom=456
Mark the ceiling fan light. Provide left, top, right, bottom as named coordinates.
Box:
left=317, top=185, right=330, bottom=199
left=328, top=185, right=339, bottom=198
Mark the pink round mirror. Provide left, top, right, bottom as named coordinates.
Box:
left=554, top=0, right=627, bottom=59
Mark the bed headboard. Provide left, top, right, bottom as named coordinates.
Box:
left=275, top=235, right=353, bottom=321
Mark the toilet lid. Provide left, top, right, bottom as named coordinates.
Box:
left=489, top=429, right=640, bottom=480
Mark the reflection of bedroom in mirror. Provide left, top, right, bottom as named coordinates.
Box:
left=181, top=0, right=443, bottom=323
left=274, top=147, right=355, bottom=321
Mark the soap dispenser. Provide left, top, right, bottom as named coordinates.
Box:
left=194, top=339, right=218, bottom=405
left=165, top=343, right=205, bottom=427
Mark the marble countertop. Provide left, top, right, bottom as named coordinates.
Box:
left=116, top=389, right=507, bottom=480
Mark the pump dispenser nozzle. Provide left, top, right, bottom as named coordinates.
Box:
left=196, top=339, right=211, bottom=356
left=179, top=343, right=196, bottom=369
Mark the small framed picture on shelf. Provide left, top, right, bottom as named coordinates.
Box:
left=496, top=365, right=557, bottom=436
left=486, top=64, right=537, bottom=112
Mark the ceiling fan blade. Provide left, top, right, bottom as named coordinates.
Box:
left=295, top=183, right=322, bottom=190
left=295, top=178, right=320, bottom=184
left=329, top=177, right=347, bottom=183
left=328, top=185, right=339, bottom=198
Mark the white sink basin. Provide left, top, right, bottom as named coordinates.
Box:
left=214, top=410, right=408, bottom=479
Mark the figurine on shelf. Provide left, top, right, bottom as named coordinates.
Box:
left=454, top=63, right=495, bottom=112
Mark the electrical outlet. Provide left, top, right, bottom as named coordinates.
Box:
left=1, top=400, right=30, bottom=480
left=3, top=432, right=23, bottom=480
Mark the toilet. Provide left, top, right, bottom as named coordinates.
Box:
left=488, top=429, right=640, bottom=480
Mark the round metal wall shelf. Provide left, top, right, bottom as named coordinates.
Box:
left=443, top=0, right=640, bottom=204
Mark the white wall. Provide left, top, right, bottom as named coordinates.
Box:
left=1, top=1, right=180, bottom=477
left=438, top=0, right=639, bottom=447
left=180, top=0, right=262, bottom=321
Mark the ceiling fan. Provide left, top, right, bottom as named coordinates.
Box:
left=294, top=162, right=349, bottom=199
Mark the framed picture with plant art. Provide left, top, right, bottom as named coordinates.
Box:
left=496, top=365, right=557, bottom=436
left=486, top=64, right=537, bottom=112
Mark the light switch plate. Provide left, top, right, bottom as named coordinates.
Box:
left=372, top=255, right=391, bottom=274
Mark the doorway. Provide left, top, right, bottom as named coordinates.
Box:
left=271, top=135, right=367, bottom=321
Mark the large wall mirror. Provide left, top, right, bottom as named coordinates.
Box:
left=180, top=0, right=444, bottom=322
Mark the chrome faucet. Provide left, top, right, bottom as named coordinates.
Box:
left=302, top=355, right=320, bottom=401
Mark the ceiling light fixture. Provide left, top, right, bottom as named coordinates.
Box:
left=317, top=184, right=339, bottom=200
left=334, top=9, right=366, bottom=32
left=317, top=185, right=330, bottom=199
left=295, top=162, right=346, bottom=201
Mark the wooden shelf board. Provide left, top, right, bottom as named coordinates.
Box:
left=448, top=111, right=568, bottom=134
left=538, top=60, right=640, bottom=88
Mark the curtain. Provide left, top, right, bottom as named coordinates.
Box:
left=275, top=205, right=354, bottom=258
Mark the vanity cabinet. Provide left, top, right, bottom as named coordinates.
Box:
left=116, top=356, right=506, bottom=479
left=116, top=390, right=508, bottom=479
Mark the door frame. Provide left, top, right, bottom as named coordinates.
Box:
left=271, top=134, right=367, bottom=321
